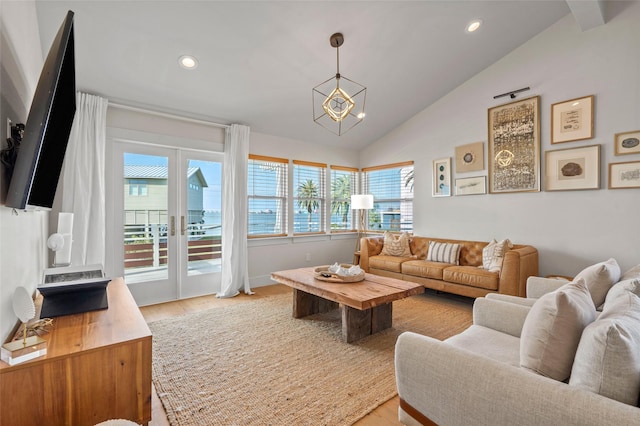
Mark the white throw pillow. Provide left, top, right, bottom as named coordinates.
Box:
left=604, top=278, right=640, bottom=308
left=482, top=239, right=512, bottom=273
left=573, top=258, right=621, bottom=308
left=520, top=278, right=597, bottom=381
left=621, top=264, right=640, bottom=281
left=379, top=231, right=412, bottom=257
left=426, top=241, right=461, bottom=265
left=569, top=284, right=640, bottom=406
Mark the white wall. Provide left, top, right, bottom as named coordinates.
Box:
left=361, top=2, right=640, bottom=277
left=0, top=1, right=48, bottom=342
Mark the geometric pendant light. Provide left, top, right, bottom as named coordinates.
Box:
left=312, top=33, right=367, bottom=136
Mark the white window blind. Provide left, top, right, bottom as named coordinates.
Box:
left=247, top=154, right=288, bottom=237
left=363, top=161, right=414, bottom=232
left=293, top=160, right=326, bottom=234
left=330, top=166, right=357, bottom=232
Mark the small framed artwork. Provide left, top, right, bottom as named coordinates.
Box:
left=488, top=95, right=541, bottom=193
left=455, top=142, right=484, bottom=173
left=455, top=176, right=486, bottom=196
left=545, top=144, right=600, bottom=191
left=609, top=161, right=640, bottom=189
left=433, top=157, right=451, bottom=197
left=614, top=130, right=640, bottom=155
left=551, top=95, right=594, bottom=144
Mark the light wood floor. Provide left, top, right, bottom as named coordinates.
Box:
left=140, top=284, right=401, bottom=426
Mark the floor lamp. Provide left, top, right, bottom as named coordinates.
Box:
left=351, top=194, right=373, bottom=264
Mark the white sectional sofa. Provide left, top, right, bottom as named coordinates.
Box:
left=395, top=259, right=640, bottom=425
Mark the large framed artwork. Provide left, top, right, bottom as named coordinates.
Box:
left=609, top=161, right=640, bottom=189
left=455, top=142, right=484, bottom=173
left=545, top=144, right=600, bottom=191
left=432, top=157, right=451, bottom=197
left=487, top=96, right=541, bottom=193
left=551, top=95, right=594, bottom=144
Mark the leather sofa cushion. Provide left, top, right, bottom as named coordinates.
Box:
left=443, top=266, right=499, bottom=290
left=369, top=255, right=411, bottom=273
left=402, top=260, right=450, bottom=280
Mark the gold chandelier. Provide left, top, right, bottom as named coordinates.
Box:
left=313, top=33, right=367, bottom=136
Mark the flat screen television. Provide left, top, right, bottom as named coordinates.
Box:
left=5, top=10, right=76, bottom=210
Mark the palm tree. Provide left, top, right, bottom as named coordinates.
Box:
left=330, top=175, right=351, bottom=229
left=297, top=179, right=319, bottom=231
left=404, top=169, right=414, bottom=191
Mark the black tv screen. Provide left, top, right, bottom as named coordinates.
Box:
left=5, top=10, right=76, bottom=210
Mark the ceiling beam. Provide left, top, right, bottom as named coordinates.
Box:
left=566, top=0, right=606, bottom=31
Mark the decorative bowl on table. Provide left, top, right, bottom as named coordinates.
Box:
left=313, top=264, right=365, bottom=283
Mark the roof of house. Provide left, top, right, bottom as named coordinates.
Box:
left=124, top=165, right=208, bottom=187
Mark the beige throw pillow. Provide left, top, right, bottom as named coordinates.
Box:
left=482, top=239, right=512, bottom=273
left=426, top=241, right=461, bottom=265
left=621, top=264, right=640, bottom=281
left=520, top=278, right=597, bottom=381
left=379, top=231, right=412, bottom=257
left=574, top=258, right=621, bottom=308
left=569, top=282, right=640, bottom=406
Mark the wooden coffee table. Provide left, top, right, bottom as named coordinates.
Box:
left=270, top=267, right=424, bottom=343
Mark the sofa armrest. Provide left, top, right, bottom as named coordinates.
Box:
left=526, top=276, right=569, bottom=299
left=359, top=236, right=383, bottom=272
left=485, top=293, right=537, bottom=307
left=498, top=245, right=539, bottom=297
left=395, top=332, right=640, bottom=426
left=472, top=297, right=531, bottom=338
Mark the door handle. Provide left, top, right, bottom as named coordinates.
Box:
left=181, top=216, right=186, bottom=236
left=170, top=216, right=176, bottom=236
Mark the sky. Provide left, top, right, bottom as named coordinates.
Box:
left=124, top=153, right=222, bottom=210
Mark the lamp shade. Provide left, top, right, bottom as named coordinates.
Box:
left=351, top=194, right=373, bottom=210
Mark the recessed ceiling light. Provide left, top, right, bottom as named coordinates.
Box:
left=178, top=55, right=198, bottom=69
left=357, top=112, right=366, bottom=119
left=466, top=20, right=482, bottom=33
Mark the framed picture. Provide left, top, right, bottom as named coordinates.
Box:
left=455, top=176, right=486, bottom=196
left=545, top=144, right=600, bottom=191
left=614, top=130, right=640, bottom=155
left=488, top=95, right=541, bottom=193
left=433, top=157, right=451, bottom=197
left=551, top=95, right=594, bottom=144
left=455, top=142, right=484, bottom=173
left=609, top=161, right=640, bottom=189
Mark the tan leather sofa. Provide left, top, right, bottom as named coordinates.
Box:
left=359, top=235, right=538, bottom=298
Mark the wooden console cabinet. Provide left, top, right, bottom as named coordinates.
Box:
left=0, top=278, right=152, bottom=426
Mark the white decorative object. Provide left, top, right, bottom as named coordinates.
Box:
left=1, top=287, right=47, bottom=366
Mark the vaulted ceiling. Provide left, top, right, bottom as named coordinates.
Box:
left=35, top=1, right=605, bottom=149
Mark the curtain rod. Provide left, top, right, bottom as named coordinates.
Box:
left=108, top=101, right=231, bottom=129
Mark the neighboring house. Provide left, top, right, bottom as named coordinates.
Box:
left=123, top=165, right=208, bottom=226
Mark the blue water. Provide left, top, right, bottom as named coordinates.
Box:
left=203, top=211, right=349, bottom=235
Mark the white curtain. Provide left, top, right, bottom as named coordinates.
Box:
left=217, top=124, right=253, bottom=298
left=60, top=92, right=108, bottom=267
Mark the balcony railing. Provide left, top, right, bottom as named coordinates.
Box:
left=124, top=224, right=221, bottom=270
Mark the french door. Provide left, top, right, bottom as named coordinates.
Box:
left=111, top=141, right=223, bottom=305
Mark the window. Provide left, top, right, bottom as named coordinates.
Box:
left=129, top=179, right=148, bottom=196
left=363, top=161, right=414, bottom=232
left=330, top=166, right=357, bottom=232
left=293, top=160, right=326, bottom=234
left=247, top=155, right=288, bottom=237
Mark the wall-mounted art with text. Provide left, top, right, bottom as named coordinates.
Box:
left=551, top=95, right=594, bottom=144
left=609, top=160, right=640, bottom=189
left=488, top=95, right=541, bottom=193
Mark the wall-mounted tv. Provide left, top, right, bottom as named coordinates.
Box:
left=4, top=10, right=76, bottom=210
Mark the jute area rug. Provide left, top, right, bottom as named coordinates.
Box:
left=149, top=290, right=472, bottom=426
